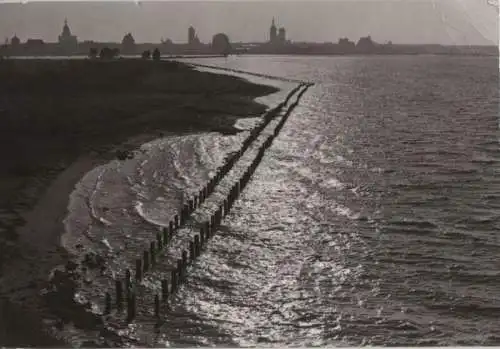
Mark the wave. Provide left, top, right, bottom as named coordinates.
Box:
left=134, top=200, right=178, bottom=228
left=87, top=166, right=114, bottom=227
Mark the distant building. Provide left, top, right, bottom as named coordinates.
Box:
left=269, top=18, right=287, bottom=46
left=356, top=35, right=376, bottom=51
left=25, top=38, right=45, bottom=54
left=278, top=27, right=286, bottom=43
left=188, top=26, right=195, bottom=43
left=122, top=33, right=136, bottom=53
left=26, top=39, right=44, bottom=47
left=269, top=17, right=277, bottom=43
left=338, top=37, right=355, bottom=49
left=11, top=34, right=20, bottom=46
left=188, top=26, right=201, bottom=46
left=58, top=19, right=78, bottom=52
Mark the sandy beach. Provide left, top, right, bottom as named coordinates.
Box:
left=0, top=58, right=278, bottom=345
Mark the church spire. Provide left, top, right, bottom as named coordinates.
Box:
left=62, top=18, right=71, bottom=37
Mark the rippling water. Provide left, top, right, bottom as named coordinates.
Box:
left=64, top=55, right=499, bottom=346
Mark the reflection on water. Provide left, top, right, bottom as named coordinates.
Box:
left=66, top=55, right=499, bottom=346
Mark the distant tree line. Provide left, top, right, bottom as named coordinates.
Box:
left=88, top=46, right=161, bottom=60
left=88, top=47, right=120, bottom=59
left=141, top=48, right=161, bottom=60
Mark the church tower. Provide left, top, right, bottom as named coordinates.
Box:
left=58, top=18, right=78, bottom=53
left=269, top=17, right=277, bottom=43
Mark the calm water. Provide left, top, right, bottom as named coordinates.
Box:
left=64, top=55, right=499, bottom=346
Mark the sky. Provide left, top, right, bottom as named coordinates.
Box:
left=0, top=0, right=498, bottom=46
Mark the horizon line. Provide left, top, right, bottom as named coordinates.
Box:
left=7, top=38, right=499, bottom=47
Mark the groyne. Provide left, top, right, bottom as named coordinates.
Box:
left=94, top=81, right=312, bottom=334
left=182, top=61, right=310, bottom=85
left=51, top=75, right=313, bottom=344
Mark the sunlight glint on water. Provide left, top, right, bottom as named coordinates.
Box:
left=66, top=55, right=499, bottom=346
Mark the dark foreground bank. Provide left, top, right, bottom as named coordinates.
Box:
left=0, top=58, right=278, bottom=346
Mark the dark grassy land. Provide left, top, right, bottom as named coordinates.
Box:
left=0, top=58, right=278, bottom=346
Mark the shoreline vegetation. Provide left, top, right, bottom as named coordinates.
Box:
left=0, top=59, right=279, bottom=346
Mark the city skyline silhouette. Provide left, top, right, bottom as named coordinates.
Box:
left=0, top=0, right=497, bottom=46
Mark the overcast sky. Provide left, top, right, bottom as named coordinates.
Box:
left=0, top=0, right=497, bottom=45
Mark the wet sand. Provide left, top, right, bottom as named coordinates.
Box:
left=0, top=58, right=278, bottom=346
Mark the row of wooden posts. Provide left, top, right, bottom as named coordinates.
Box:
left=187, top=62, right=310, bottom=85
left=101, top=82, right=313, bottom=323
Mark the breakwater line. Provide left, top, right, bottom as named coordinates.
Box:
left=67, top=81, right=312, bottom=345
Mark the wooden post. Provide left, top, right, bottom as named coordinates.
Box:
left=162, top=227, right=168, bottom=243
left=115, top=279, right=123, bottom=310
left=157, top=232, right=163, bottom=250
left=174, top=215, right=179, bottom=230
left=171, top=269, right=178, bottom=294
left=205, top=221, right=210, bottom=239
left=182, top=250, right=188, bottom=268
left=182, top=205, right=189, bottom=224
left=194, top=235, right=200, bottom=257
left=214, top=210, right=220, bottom=227
left=125, top=269, right=131, bottom=294
left=161, top=279, right=169, bottom=301
left=212, top=212, right=218, bottom=228
left=143, top=250, right=150, bottom=272
left=168, top=221, right=174, bottom=239
left=200, top=226, right=205, bottom=247
left=104, top=292, right=112, bottom=315
left=154, top=294, right=160, bottom=318
left=150, top=241, right=156, bottom=267
left=189, top=241, right=195, bottom=262
left=216, top=209, right=222, bottom=226
left=177, top=259, right=184, bottom=282
left=127, top=289, right=136, bottom=323
left=135, top=259, right=143, bottom=281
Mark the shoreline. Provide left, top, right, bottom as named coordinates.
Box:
left=0, top=59, right=281, bottom=346
left=0, top=132, right=183, bottom=346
